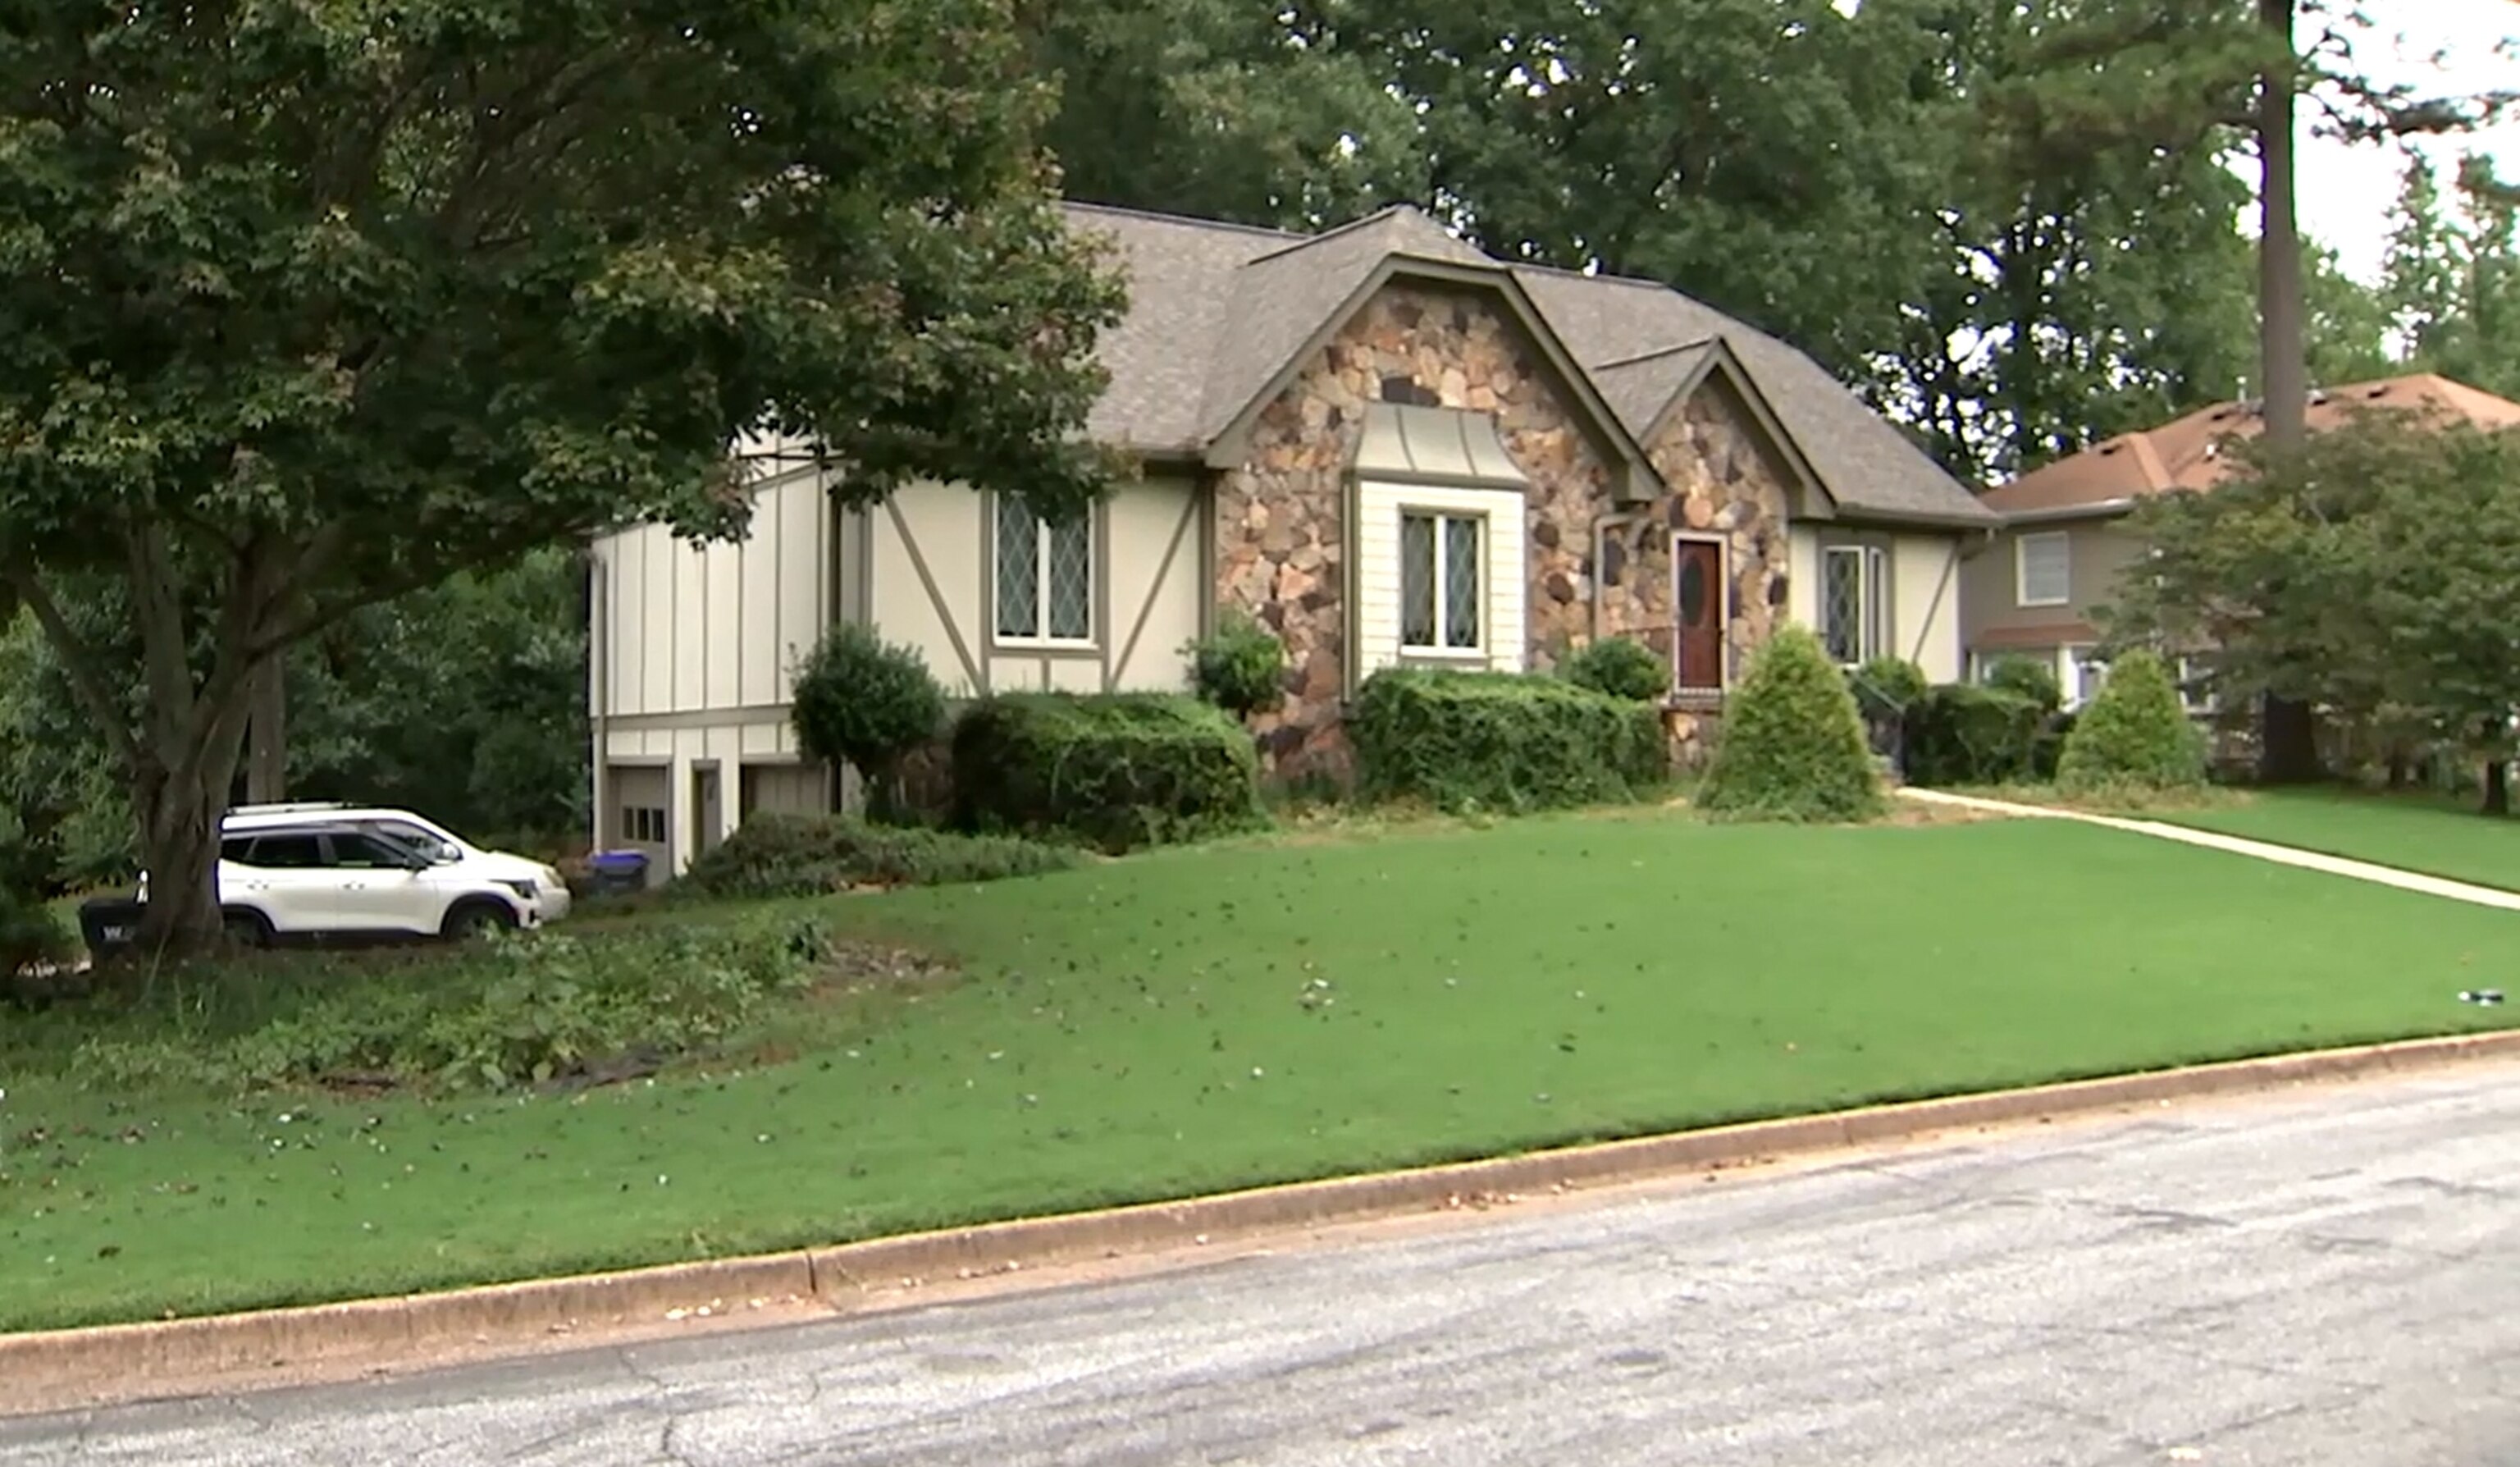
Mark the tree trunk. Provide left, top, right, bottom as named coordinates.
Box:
left=2256, top=0, right=2306, bottom=451
left=245, top=653, right=286, bottom=804
left=2385, top=750, right=2408, bottom=789
left=2485, top=758, right=2509, bottom=816
left=133, top=752, right=240, bottom=952
left=2252, top=0, right=2321, bottom=785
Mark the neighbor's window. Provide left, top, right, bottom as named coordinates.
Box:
left=995, top=495, right=1093, bottom=642
left=2016, top=532, right=2070, bottom=607
left=621, top=807, right=668, bottom=843
left=1401, top=510, right=1483, bottom=651
left=2175, top=655, right=2216, bottom=714
left=1821, top=544, right=1889, bottom=665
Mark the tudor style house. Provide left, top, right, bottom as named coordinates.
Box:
left=589, top=203, right=1995, bottom=876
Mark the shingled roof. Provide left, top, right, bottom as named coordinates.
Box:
left=1981, top=372, right=2520, bottom=517
left=1063, top=201, right=1993, bottom=528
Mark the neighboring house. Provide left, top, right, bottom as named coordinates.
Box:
left=1963, top=372, right=2520, bottom=711
left=589, top=202, right=1993, bottom=877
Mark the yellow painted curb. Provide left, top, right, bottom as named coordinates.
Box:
left=3, top=1026, right=2514, bottom=1415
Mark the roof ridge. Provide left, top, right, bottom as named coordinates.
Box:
left=1508, top=259, right=1686, bottom=293
left=1239, top=203, right=1470, bottom=265
left=1593, top=335, right=1721, bottom=371
left=1058, top=199, right=1306, bottom=244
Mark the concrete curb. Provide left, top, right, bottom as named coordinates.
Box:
left=4, top=1027, right=2515, bottom=1413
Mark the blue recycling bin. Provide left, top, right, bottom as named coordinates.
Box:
left=587, top=850, right=651, bottom=897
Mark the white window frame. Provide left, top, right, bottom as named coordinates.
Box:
left=993, top=494, right=1095, bottom=648
left=1821, top=543, right=1891, bottom=667
left=1399, top=508, right=1487, bottom=657
left=2015, top=532, right=2071, bottom=607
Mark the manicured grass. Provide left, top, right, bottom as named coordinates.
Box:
left=2164, top=786, right=2520, bottom=890
left=3, top=811, right=2513, bottom=1332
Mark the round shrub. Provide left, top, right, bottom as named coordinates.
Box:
left=1560, top=637, right=1669, bottom=702
left=1697, top=624, right=1885, bottom=822
left=2056, top=650, right=2205, bottom=794
left=1183, top=612, right=1286, bottom=719
left=1984, top=654, right=2063, bottom=713
left=1847, top=655, right=1927, bottom=724
left=790, top=623, right=946, bottom=818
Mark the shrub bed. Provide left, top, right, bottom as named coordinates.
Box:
left=678, top=813, right=1083, bottom=900
left=44, top=917, right=854, bottom=1095
left=950, top=693, right=1264, bottom=852
left=1349, top=668, right=1668, bottom=812
left=1902, top=683, right=2049, bottom=788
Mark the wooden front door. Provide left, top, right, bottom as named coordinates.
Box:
left=1673, top=537, right=1724, bottom=692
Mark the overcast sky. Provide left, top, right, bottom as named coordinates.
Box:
left=2294, top=0, right=2520, bottom=281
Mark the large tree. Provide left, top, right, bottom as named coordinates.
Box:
left=1344, top=0, right=1949, bottom=385
left=2107, top=409, right=2520, bottom=811
left=0, top=0, right=1126, bottom=948
left=1976, top=0, right=2509, bottom=779
left=1020, top=0, right=1427, bottom=231
left=2381, top=153, right=2520, bottom=400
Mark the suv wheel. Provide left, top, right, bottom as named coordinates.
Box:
left=441, top=899, right=517, bottom=942
left=221, top=908, right=274, bottom=948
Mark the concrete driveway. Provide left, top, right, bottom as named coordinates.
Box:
left=7, top=1062, right=2518, bottom=1465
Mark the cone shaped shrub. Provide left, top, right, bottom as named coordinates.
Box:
left=2055, top=649, right=2204, bottom=794
left=1698, top=624, right=1886, bottom=822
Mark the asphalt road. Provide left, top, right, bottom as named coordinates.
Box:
left=7, top=1063, right=2519, bottom=1466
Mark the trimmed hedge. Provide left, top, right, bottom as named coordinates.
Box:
left=678, top=813, right=1084, bottom=900
left=1350, top=668, right=1668, bottom=813
left=1902, top=683, right=2048, bottom=788
left=950, top=693, right=1264, bottom=852
left=1697, top=624, right=1884, bottom=822
left=2057, top=650, right=2205, bottom=793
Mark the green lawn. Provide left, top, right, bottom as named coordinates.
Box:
left=2164, top=787, right=2520, bottom=891
left=3, top=811, right=2512, bottom=1332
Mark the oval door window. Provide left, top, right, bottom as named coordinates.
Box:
left=1678, top=555, right=1709, bottom=628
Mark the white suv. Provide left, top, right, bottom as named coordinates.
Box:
left=144, top=803, right=573, bottom=945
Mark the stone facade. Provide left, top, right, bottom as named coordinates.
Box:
left=1533, top=377, right=1796, bottom=682
left=1212, top=279, right=1804, bottom=777
left=1214, top=282, right=1617, bottom=774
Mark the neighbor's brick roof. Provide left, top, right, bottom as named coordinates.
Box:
left=1980, top=373, right=2520, bottom=517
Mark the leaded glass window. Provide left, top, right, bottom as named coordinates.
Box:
left=1400, top=510, right=1482, bottom=651
left=995, top=496, right=1093, bottom=642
